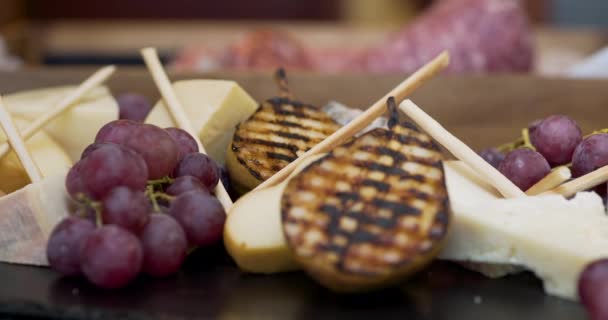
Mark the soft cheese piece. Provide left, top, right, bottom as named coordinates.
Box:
left=440, top=161, right=608, bottom=300
left=3, top=85, right=119, bottom=160
left=145, top=80, right=258, bottom=164
left=0, top=172, right=70, bottom=266
left=0, top=118, right=72, bottom=193
left=224, top=155, right=323, bottom=273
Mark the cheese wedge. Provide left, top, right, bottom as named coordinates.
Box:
left=0, top=118, right=72, bottom=193
left=0, top=172, right=70, bottom=266
left=3, top=85, right=119, bottom=161
left=440, top=161, right=608, bottom=300
left=145, top=80, right=258, bottom=165
left=225, top=155, right=323, bottom=273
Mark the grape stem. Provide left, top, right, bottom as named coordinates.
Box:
left=147, top=176, right=174, bottom=186
left=74, top=194, right=103, bottom=227
left=145, top=185, right=161, bottom=212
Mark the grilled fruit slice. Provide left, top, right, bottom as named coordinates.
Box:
left=281, top=98, right=449, bottom=292
left=226, top=69, right=340, bottom=194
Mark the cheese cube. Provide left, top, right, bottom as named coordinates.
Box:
left=145, top=80, right=258, bottom=164
left=3, top=85, right=119, bottom=161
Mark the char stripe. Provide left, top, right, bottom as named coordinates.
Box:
left=273, top=131, right=311, bottom=142
left=234, top=137, right=299, bottom=153
left=266, top=152, right=296, bottom=162
left=346, top=211, right=396, bottom=228
left=372, top=198, right=421, bottom=216
left=360, top=179, right=391, bottom=192
left=351, top=160, right=426, bottom=182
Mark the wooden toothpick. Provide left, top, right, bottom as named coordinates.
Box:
left=255, top=51, right=450, bottom=190
left=140, top=47, right=233, bottom=211
left=542, top=165, right=608, bottom=198
left=0, top=65, right=116, bottom=159
left=526, top=166, right=571, bottom=196
left=0, top=96, right=42, bottom=183
left=399, top=99, right=525, bottom=198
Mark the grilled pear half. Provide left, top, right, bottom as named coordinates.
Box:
left=281, top=97, right=449, bottom=292
left=226, top=69, right=340, bottom=194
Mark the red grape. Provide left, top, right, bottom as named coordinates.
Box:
left=166, top=176, right=208, bottom=196
left=95, top=119, right=140, bottom=145
left=165, top=127, right=199, bottom=161
left=66, top=161, right=88, bottom=198
left=80, top=225, right=143, bottom=289
left=498, top=148, right=550, bottom=191
left=572, top=134, right=608, bottom=178
left=46, top=217, right=95, bottom=276
left=530, top=115, right=582, bottom=166
left=101, top=186, right=151, bottom=234
left=117, top=93, right=152, bottom=122
left=579, top=259, right=608, bottom=320
left=140, top=214, right=188, bottom=277
left=173, top=153, right=219, bottom=190
left=479, top=148, right=504, bottom=168
left=81, top=142, right=113, bottom=160
left=79, top=144, right=148, bottom=199
left=124, top=124, right=180, bottom=179
left=169, top=190, right=225, bottom=247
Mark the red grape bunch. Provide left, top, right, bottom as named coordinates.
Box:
left=47, top=117, right=226, bottom=289
left=479, top=114, right=589, bottom=192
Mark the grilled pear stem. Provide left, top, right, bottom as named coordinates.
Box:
left=274, top=68, right=293, bottom=99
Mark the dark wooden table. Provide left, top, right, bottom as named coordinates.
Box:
left=0, top=70, right=604, bottom=319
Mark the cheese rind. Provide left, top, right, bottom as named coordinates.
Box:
left=0, top=172, right=70, bottom=266
left=146, top=80, right=258, bottom=164
left=3, top=85, right=118, bottom=161
left=440, top=161, right=608, bottom=300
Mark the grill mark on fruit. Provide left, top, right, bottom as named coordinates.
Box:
left=360, top=179, right=390, bottom=192
left=233, top=137, right=299, bottom=153
left=232, top=97, right=340, bottom=184
left=372, top=199, right=421, bottom=216
left=266, top=152, right=296, bottom=162
left=273, top=131, right=311, bottom=142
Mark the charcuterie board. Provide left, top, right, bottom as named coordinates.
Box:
left=0, top=69, right=607, bottom=319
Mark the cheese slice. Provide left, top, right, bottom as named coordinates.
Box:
left=145, top=80, right=258, bottom=164
left=440, top=161, right=608, bottom=300
left=3, top=85, right=119, bottom=161
left=224, top=155, right=323, bottom=273
left=0, top=172, right=70, bottom=266
left=0, top=118, right=73, bottom=193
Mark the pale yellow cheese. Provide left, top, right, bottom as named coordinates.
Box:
left=0, top=172, right=70, bottom=266
left=440, top=161, right=608, bottom=300
left=0, top=118, right=72, bottom=193
left=224, top=155, right=323, bottom=273
left=3, top=85, right=119, bottom=161
left=146, top=80, right=258, bottom=164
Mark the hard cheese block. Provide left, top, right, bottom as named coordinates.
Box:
left=145, top=80, right=258, bottom=164
left=3, top=85, right=119, bottom=161
left=0, top=172, right=70, bottom=266
left=0, top=118, right=72, bottom=193
left=440, top=161, right=608, bottom=300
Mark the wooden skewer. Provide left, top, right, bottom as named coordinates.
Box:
left=255, top=51, right=450, bottom=190
left=399, top=99, right=525, bottom=198
left=0, top=65, right=116, bottom=159
left=525, top=166, right=571, bottom=196
left=140, top=47, right=233, bottom=211
left=542, top=165, right=608, bottom=198
left=0, top=96, right=42, bottom=183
